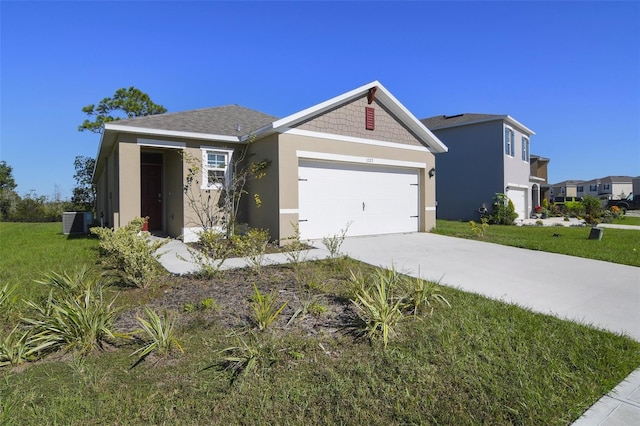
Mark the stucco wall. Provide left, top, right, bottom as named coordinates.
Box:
left=246, top=134, right=280, bottom=241
left=432, top=121, right=504, bottom=221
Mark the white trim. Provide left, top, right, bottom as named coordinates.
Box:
left=200, top=147, right=235, bottom=190
left=283, top=128, right=429, bottom=152
left=104, top=123, right=243, bottom=143
left=425, top=207, right=436, bottom=211
left=506, top=183, right=529, bottom=190
left=279, top=209, right=299, bottom=214
left=137, top=138, right=186, bottom=149
left=296, top=150, right=426, bottom=169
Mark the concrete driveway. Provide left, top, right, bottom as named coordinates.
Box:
left=339, top=232, right=640, bottom=341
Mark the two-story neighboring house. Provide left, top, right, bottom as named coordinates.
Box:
left=421, top=113, right=536, bottom=222
left=550, top=180, right=583, bottom=199
left=557, top=176, right=633, bottom=201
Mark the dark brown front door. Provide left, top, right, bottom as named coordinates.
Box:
left=141, top=163, right=162, bottom=231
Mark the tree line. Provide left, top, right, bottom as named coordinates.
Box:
left=1, top=87, right=166, bottom=222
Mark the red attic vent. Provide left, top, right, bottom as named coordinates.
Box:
left=365, top=107, right=375, bottom=130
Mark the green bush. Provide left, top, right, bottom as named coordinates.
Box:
left=232, top=228, right=270, bottom=273
left=91, top=218, right=166, bottom=288
left=488, top=193, right=518, bottom=225
left=582, top=196, right=603, bottom=225
left=564, top=201, right=584, bottom=217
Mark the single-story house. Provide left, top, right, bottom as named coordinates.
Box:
left=93, top=81, right=448, bottom=242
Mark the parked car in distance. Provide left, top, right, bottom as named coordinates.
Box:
left=606, top=194, right=640, bottom=212
left=552, top=196, right=582, bottom=206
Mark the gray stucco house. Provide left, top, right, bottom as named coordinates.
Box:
left=421, top=113, right=542, bottom=221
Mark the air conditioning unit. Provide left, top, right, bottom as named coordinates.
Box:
left=62, top=211, right=94, bottom=235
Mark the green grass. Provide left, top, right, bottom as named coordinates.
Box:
left=433, top=220, right=640, bottom=267
left=0, top=223, right=100, bottom=301
left=612, top=215, right=640, bottom=226
left=1, top=223, right=639, bottom=424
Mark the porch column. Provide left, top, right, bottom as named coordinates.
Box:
left=117, top=143, right=141, bottom=228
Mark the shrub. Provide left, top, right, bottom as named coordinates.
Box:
left=564, top=201, right=584, bottom=217
left=488, top=193, right=518, bottom=225
left=582, top=195, right=603, bottom=225
left=398, top=275, right=450, bottom=317
left=322, top=222, right=351, bottom=258
left=282, top=223, right=309, bottom=266
left=186, top=228, right=234, bottom=276
left=91, top=218, right=167, bottom=288
left=233, top=228, right=270, bottom=273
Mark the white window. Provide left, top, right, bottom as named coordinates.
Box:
left=201, top=148, right=233, bottom=190
left=505, top=128, right=514, bottom=156
left=521, top=136, right=529, bottom=162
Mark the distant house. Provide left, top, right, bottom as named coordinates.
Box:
left=92, top=81, right=448, bottom=242
left=555, top=176, right=633, bottom=201
left=550, top=180, right=584, bottom=199
left=421, top=113, right=540, bottom=221
left=530, top=154, right=551, bottom=206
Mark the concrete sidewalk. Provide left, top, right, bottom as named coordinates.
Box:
left=154, top=237, right=331, bottom=275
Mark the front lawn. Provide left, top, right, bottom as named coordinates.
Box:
left=1, top=222, right=639, bottom=424
left=433, top=220, right=640, bottom=267
left=612, top=215, right=640, bottom=226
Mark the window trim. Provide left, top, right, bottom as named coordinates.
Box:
left=200, top=147, right=234, bottom=190
left=521, top=136, right=530, bottom=162
left=504, top=127, right=515, bottom=157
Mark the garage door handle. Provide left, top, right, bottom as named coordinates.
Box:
left=362, top=202, right=365, bottom=211
left=410, top=215, right=419, bottom=218
left=299, top=219, right=308, bottom=222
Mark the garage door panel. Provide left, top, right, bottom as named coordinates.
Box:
left=298, top=160, right=419, bottom=240
left=509, top=189, right=526, bottom=221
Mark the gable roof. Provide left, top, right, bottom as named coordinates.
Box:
left=421, top=113, right=535, bottom=136
left=253, top=81, right=447, bottom=153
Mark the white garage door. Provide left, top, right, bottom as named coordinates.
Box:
left=298, top=160, right=420, bottom=240
left=509, top=189, right=527, bottom=221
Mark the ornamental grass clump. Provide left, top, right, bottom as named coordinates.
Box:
left=91, top=217, right=167, bottom=288
left=22, top=267, right=122, bottom=356
left=130, top=307, right=183, bottom=362
left=350, top=268, right=405, bottom=348
left=0, top=326, right=36, bottom=367
left=249, top=283, right=288, bottom=331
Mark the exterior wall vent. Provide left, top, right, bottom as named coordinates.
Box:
left=365, top=107, right=375, bottom=130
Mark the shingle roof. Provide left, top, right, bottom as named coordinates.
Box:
left=421, top=113, right=505, bottom=130
left=109, top=105, right=279, bottom=137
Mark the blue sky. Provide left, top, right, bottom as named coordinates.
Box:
left=1, top=1, right=638, bottom=198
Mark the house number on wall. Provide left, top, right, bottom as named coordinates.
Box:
left=365, top=157, right=374, bottom=163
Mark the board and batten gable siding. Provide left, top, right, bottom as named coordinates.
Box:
left=293, top=95, right=423, bottom=148
left=431, top=121, right=505, bottom=221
